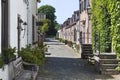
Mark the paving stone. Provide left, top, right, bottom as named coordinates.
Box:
left=37, top=38, right=120, bottom=80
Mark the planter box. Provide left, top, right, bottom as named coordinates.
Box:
left=0, top=65, right=9, bottom=80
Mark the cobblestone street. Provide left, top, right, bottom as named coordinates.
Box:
left=37, top=38, right=120, bottom=80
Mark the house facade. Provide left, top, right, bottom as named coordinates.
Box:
left=0, top=0, right=39, bottom=80
left=59, top=10, right=80, bottom=44
left=59, top=0, right=92, bottom=56
left=79, top=0, right=91, bottom=44
left=9, top=0, right=28, bottom=50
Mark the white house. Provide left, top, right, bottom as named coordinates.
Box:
left=9, top=0, right=28, bottom=50
left=10, top=0, right=38, bottom=50
left=0, top=0, right=39, bottom=80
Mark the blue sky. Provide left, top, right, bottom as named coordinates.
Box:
left=38, top=0, right=79, bottom=24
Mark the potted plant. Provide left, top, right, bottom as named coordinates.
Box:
left=3, top=47, right=16, bottom=63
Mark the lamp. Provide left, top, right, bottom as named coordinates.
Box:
left=23, top=22, right=27, bottom=25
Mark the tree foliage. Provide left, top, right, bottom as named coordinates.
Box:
left=38, top=5, right=56, bottom=22
left=91, top=0, right=120, bottom=58
left=38, top=19, right=51, bottom=33
left=38, top=5, right=57, bottom=36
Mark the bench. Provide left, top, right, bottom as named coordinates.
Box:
left=13, top=57, right=39, bottom=80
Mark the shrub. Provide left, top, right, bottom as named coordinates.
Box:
left=64, top=40, right=68, bottom=44
left=61, top=39, right=65, bottom=43
left=75, top=44, right=80, bottom=52
left=59, top=38, right=62, bottom=42
left=68, top=41, right=73, bottom=47
left=0, top=55, right=4, bottom=68
left=3, top=47, right=16, bottom=63
left=18, top=44, right=46, bottom=66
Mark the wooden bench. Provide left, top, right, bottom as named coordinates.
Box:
left=13, top=57, right=39, bottom=80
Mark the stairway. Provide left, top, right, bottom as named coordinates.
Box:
left=95, top=54, right=120, bottom=74
left=81, top=44, right=93, bottom=59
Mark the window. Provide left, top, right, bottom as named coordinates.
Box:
left=84, top=0, right=86, bottom=10
left=81, top=1, right=83, bottom=12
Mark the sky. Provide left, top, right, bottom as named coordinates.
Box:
left=38, top=0, right=79, bottom=24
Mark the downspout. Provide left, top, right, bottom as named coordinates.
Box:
left=27, top=0, right=29, bottom=45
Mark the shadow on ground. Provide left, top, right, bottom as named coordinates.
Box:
left=44, top=38, right=64, bottom=45
left=37, top=57, right=115, bottom=80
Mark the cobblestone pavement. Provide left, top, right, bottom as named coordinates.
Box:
left=37, top=38, right=120, bottom=80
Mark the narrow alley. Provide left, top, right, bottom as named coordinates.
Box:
left=37, top=38, right=119, bottom=80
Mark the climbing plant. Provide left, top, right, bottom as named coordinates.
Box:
left=108, top=0, right=120, bottom=58
left=91, top=0, right=120, bottom=58
left=91, top=0, right=112, bottom=53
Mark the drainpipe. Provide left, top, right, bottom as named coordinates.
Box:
left=26, top=0, right=29, bottom=45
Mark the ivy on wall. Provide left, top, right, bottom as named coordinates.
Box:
left=109, top=0, right=120, bottom=58
left=91, top=0, right=120, bottom=57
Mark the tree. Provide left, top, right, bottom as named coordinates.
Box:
left=38, top=5, right=57, bottom=36
left=38, top=19, right=51, bottom=40
left=38, top=19, right=51, bottom=33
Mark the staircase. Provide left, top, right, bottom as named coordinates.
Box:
left=95, top=53, right=120, bottom=74
left=81, top=44, right=93, bottom=59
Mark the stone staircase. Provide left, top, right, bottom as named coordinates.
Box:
left=81, top=44, right=93, bottom=59
left=95, top=54, right=120, bottom=74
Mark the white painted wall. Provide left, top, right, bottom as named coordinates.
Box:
left=0, top=65, right=9, bottom=80
left=1, top=0, right=38, bottom=80
left=8, top=1, right=28, bottom=80
left=9, top=0, right=27, bottom=49
left=0, top=0, right=1, bottom=54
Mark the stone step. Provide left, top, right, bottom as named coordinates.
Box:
left=82, top=51, right=92, bottom=54
left=82, top=49, right=92, bottom=52
left=101, top=69, right=119, bottom=74
left=99, top=54, right=116, bottom=59
left=82, top=44, right=92, bottom=46
left=81, top=54, right=94, bottom=59
left=82, top=46, right=92, bottom=48
left=82, top=47, right=92, bottom=49
left=100, top=64, right=118, bottom=70
left=99, top=59, right=120, bottom=64
left=82, top=54, right=94, bottom=56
